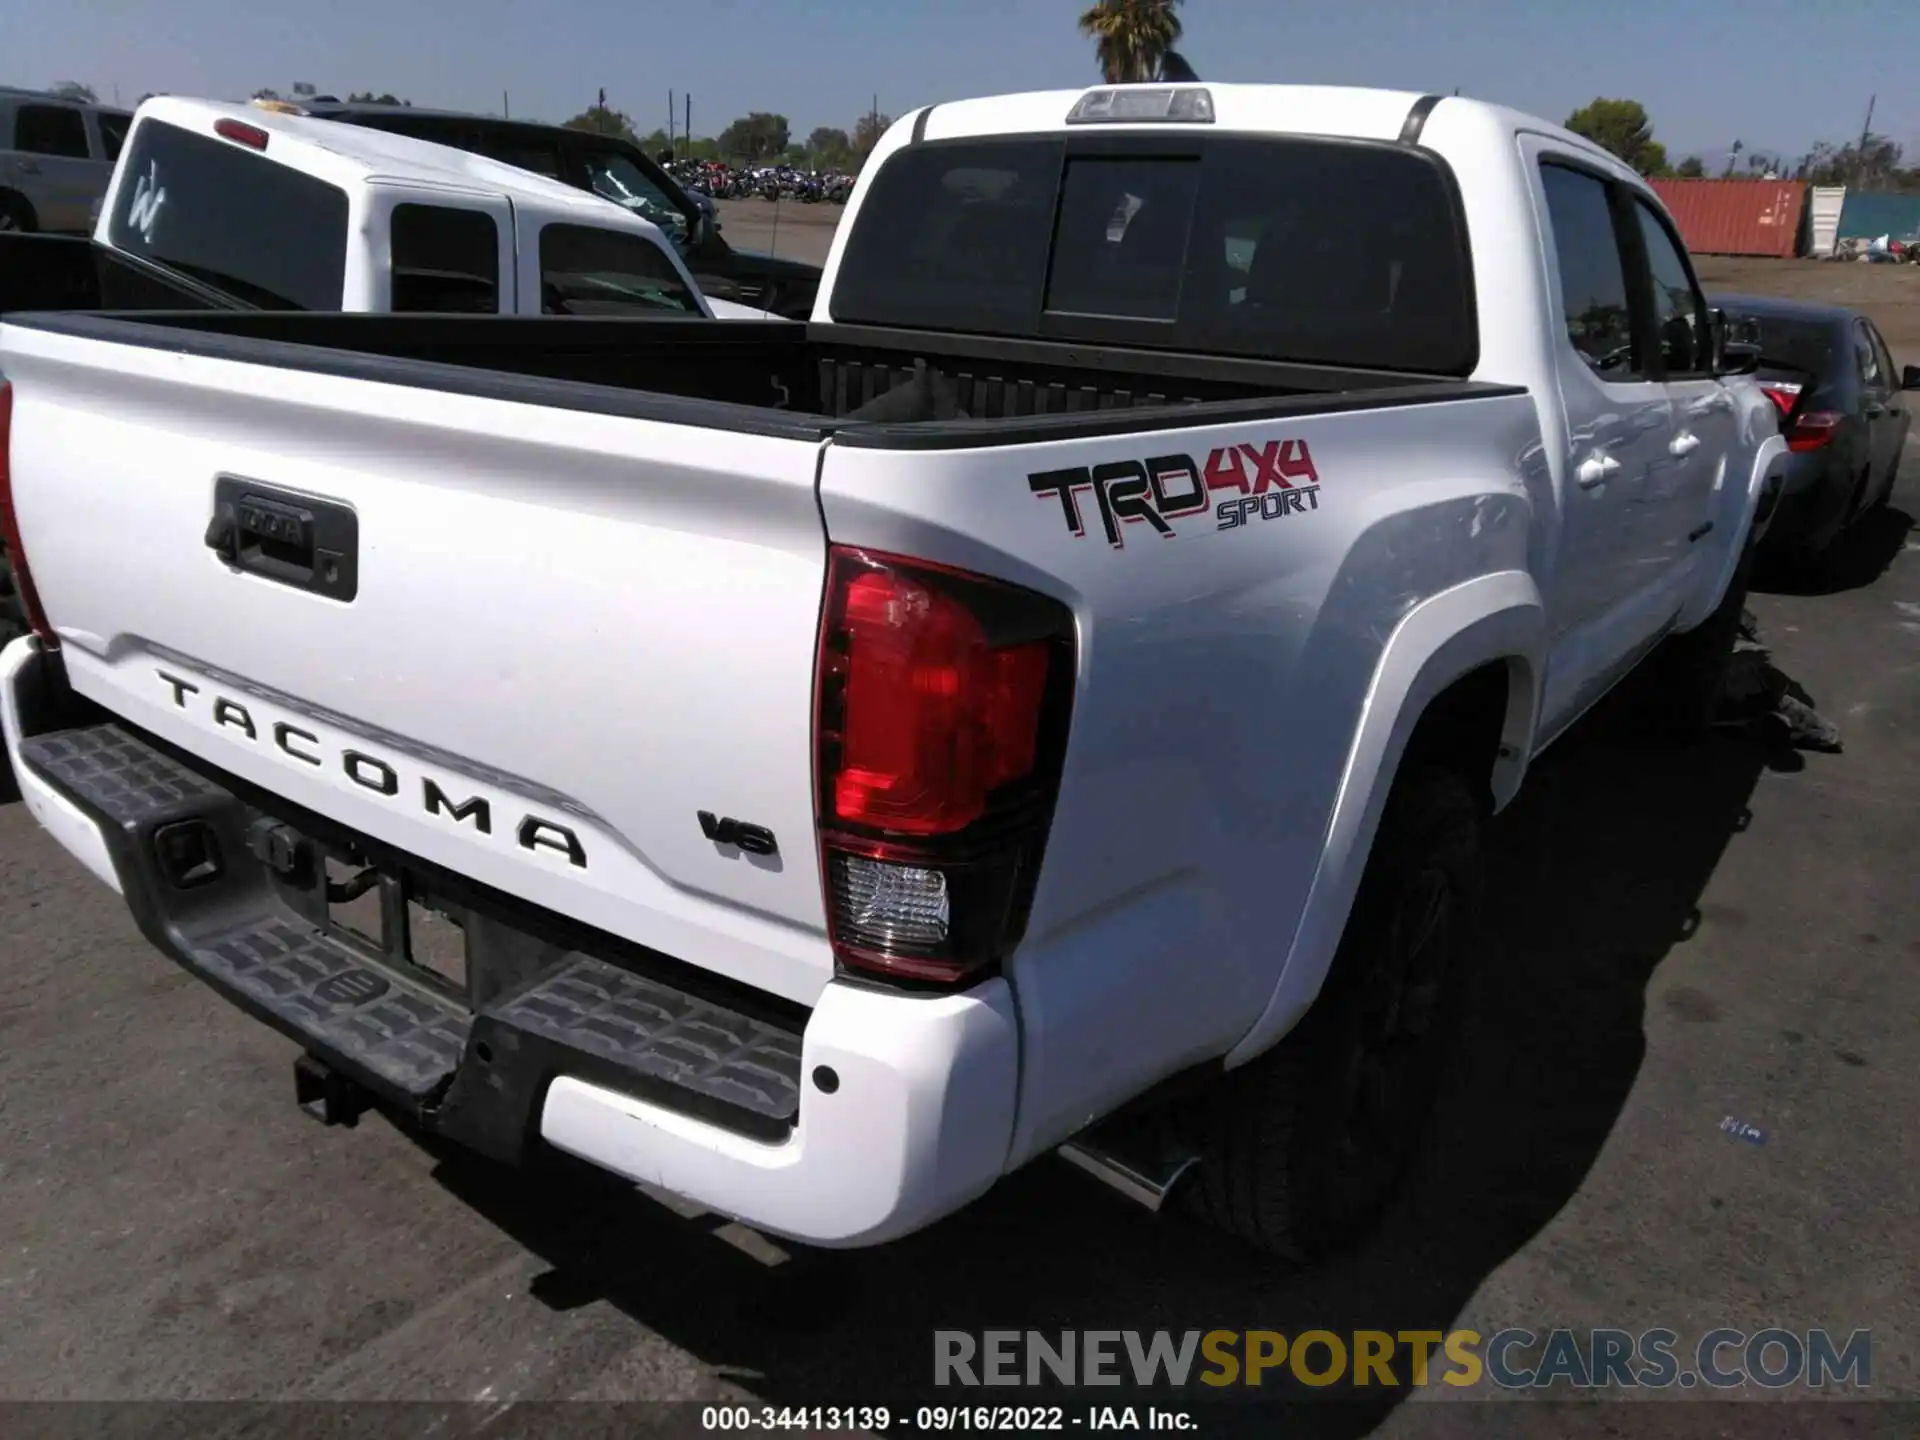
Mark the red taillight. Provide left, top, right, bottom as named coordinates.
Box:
left=1784, top=410, right=1841, bottom=453
left=0, top=381, right=57, bottom=647
left=815, top=546, right=1075, bottom=987
left=1759, top=385, right=1799, bottom=420
left=214, top=118, right=270, bottom=151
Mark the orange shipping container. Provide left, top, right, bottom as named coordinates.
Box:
left=1648, top=179, right=1808, bottom=259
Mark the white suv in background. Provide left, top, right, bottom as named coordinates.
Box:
left=0, top=87, right=132, bottom=233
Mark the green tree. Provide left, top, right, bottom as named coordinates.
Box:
left=807, top=126, right=853, bottom=169
left=635, top=128, right=672, bottom=156
left=50, top=81, right=97, bottom=103
left=718, top=113, right=791, bottom=162
left=851, top=110, right=893, bottom=166
left=1078, top=0, right=1184, bottom=84
left=1802, top=133, right=1908, bottom=189
left=346, top=91, right=410, bottom=106
left=1565, top=98, right=1669, bottom=177
left=565, top=102, right=638, bottom=142
left=1675, top=155, right=1706, bottom=178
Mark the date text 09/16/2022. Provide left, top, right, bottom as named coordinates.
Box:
left=700, top=1405, right=1197, bottom=1432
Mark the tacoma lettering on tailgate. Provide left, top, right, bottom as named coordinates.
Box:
left=156, top=669, right=588, bottom=868
left=1029, top=437, right=1321, bottom=549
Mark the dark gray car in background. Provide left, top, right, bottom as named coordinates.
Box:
left=1712, top=292, right=1916, bottom=570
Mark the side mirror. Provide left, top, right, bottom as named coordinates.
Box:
left=1903, top=363, right=1920, bottom=391
left=1718, top=340, right=1762, bottom=377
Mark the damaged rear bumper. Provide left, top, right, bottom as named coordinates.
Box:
left=0, top=637, right=1019, bottom=1247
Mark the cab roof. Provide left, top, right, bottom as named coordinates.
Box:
left=910, top=83, right=1631, bottom=178
left=129, top=95, right=652, bottom=230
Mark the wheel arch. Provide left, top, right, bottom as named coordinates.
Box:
left=0, top=188, right=40, bottom=230
left=1223, top=569, right=1546, bottom=1069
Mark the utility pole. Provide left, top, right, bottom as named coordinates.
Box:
left=669, top=89, right=677, bottom=155
left=1853, top=94, right=1876, bottom=186
left=685, top=93, right=691, bottom=157
left=502, top=90, right=510, bottom=118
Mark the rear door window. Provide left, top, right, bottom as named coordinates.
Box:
left=106, top=119, right=348, bottom=309
left=539, top=224, right=700, bottom=315
left=470, top=131, right=566, bottom=180
left=1538, top=163, right=1643, bottom=379
left=829, top=134, right=1476, bottom=374
left=13, top=104, right=91, bottom=158
left=96, top=110, right=132, bottom=161
left=390, top=204, right=500, bottom=313
left=1866, top=323, right=1897, bottom=394
left=1630, top=199, right=1713, bottom=377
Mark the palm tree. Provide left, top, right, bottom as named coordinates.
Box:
left=1078, top=0, right=1186, bottom=84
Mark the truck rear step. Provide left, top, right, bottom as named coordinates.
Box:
left=14, top=721, right=804, bottom=1148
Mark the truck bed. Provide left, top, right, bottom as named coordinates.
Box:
left=2, top=309, right=1517, bottom=445
left=0, top=235, right=240, bottom=316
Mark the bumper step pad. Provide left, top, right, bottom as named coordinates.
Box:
left=17, top=721, right=804, bottom=1147
left=494, top=956, right=802, bottom=1127
left=194, top=914, right=472, bottom=1103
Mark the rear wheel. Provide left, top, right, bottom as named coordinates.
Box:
left=1179, top=765, right=1483, bottom=1261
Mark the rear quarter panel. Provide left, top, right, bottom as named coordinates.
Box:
left=819, top=393, right=1549, bottom=1161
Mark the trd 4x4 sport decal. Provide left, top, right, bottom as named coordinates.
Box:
left=1028, top=438, right=1321, bottom=549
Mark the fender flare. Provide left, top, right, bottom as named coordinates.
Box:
left=1673, top=429, right=1789, bottom=633
left=1223, top=569, right=1547, bottom=1069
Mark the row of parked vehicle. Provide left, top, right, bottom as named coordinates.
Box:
left=665, top=158, right=857, bottom=204
left=0, top=82, right=1908, bottom=1270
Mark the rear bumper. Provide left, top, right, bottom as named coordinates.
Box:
left=0, top=637, right=1019, bottom=1247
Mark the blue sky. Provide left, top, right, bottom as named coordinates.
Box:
left=6, top=0, right=1914, bottom=165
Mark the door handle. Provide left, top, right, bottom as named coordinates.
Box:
left=207, top=477, right=359, bottom=602
left=1669, top=431, right=1701, bottom=457
left=1575, top=453, right=1622, bottom=488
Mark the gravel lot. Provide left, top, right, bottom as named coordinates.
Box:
left=0, top=223, right=1915, bottom=1435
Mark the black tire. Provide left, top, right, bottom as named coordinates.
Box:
left=1178, top=765, right=1484, bottom=1261
left=1630, top=541, right=1757, bottom=740
left=0, top=191, right=36, bottom=233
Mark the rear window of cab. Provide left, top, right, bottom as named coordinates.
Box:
left=829, top=134, right=1478, bottom=375
left=106, top=118, right=349, bottom=310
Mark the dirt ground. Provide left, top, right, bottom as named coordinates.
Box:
left=717, top=198, right=1920, bottom=364
left=1694, top=255, right=1920, bottom=359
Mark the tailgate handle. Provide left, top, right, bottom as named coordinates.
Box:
left=207, top=476, right=359, bottom=603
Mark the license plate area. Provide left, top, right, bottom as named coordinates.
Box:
left=322, top=850, right=470, bottom=1001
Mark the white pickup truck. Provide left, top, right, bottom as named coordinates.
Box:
left=2, top=95, right=775, bottom=323
left=0, top=83, right=1787, bottom=1259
